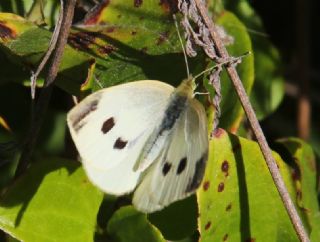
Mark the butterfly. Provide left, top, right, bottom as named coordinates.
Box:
left=67, top=77, right=208, bottom=213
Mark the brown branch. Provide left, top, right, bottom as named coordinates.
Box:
left=15, top=0, right=77, bottom=177
left=192, top=0, right=310, bottom=241
left=30, top=0, right=64, bottom=99
left=296, top=0, right=310, bottom=140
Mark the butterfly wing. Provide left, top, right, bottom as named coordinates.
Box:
left=132, top=98, right=208, bottom=212
left=67, top=81, right=174, bottom=195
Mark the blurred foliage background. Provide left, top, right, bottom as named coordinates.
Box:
left=0, top=0, right=319, bottom=241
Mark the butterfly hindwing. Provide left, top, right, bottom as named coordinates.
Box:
left=67, top=81, right=174, bottom=195
left=132, top=98, right=208, bottom=212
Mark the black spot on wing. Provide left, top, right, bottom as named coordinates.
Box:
left=162, top=162, right=172, bottom=176
left=159, top=94, right=187, bottom=134
left=177, top=157, right=187, bottom=174
left=72, top=99, right=99, bottom=132
left=101, top=117, right=115, bottom=134
left=185, top=153, right=208, bottom=193
left=114, top=137, right=128, bottom=149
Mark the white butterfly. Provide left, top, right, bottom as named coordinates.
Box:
left=67, top=77, right=208, bottom=213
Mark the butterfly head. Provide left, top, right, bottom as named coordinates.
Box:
left=175, top=76, right=198, bottom=98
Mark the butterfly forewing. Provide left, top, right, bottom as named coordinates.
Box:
left=67, top=81, right=174, bottom=195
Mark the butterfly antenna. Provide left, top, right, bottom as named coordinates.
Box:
left=193, top=51, right=251, bottom=80
left=173, top=14, right=190, bottom=77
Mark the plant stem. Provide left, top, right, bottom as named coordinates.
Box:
left=192, top=0, right=310, bottom=241
left=15, top=0, right=77, bottom=177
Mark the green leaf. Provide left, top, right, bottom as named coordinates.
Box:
left=107, top=206, right=165, bottom=242
left=148, top=195, right=198, bottom=240
left=0, top=158, right=103, bottom=242
left=208, top=11, right=254, bottom=131
left=0, top=13, right=95, bottom=95
left=250, top=42, right=284, bottom=120
left=68, top=0, right=205, bottom=92
left=198, top=129, right=303, bottom=242
left=0, top=0, right=60, bottom=28
left=223, top=0, right=285, bottom=120
left=276, top=138, right=320, bottom=241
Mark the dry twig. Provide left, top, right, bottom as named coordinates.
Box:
left=15, top=0, right=77, bottom=177
left=30, top=0, right=64, bottom=99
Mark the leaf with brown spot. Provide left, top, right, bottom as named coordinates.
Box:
left=64, top=0, right=205, bottom=92
left=277, top=138, right=320, bottom=241
left=0, top=13, right=95, bottom=95
left=198, top=130, right=304, bottom=242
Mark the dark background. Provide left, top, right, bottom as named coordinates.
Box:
left=251, top=0, right=320, bottom=153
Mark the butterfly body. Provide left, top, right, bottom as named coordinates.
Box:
left=67, top=78, right=208, bottom=213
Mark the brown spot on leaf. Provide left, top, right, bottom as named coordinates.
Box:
left=203, top=181, right=210, bottom=191
left=134, top=0, right=143, bottom=7
left=307, top=156, right=316, bottom=171
left=114, top=138, right=128, bottom=149
left=245, top=238, right=256, bottom=242
left=99, top=45, right=117, bottom=55
left=223, top=234, right=229, bottom=241
left=226, top=203, right=232, bottom=211
left=159, top=0, right=178, bottom=13
left=205, top=221, right=211, bottom=230
left=212, top=128, right=224, bottom=138
left=221, top=160, right=229, bottom=175
left=296, top=189, right=302, bottom=201
left=218, top=182, right=224, bottom=192
left=0, top=22, right=17, bottom=40
left=156, top=31, right=169, bottom=45
left=301, top=207, right=311, bottom=213
left=83, top=0, right=110, bottom=25
left=131, top=31, right=137, bottom=35
left=106, top=26, right=116, bottom=33
left=139, top=16, right=145, bottom=20
left=68, top=32, right=97, bottom=51
left=101, top=117, right=115, bottom=134
left=292, top=169, right=301, bottom=181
